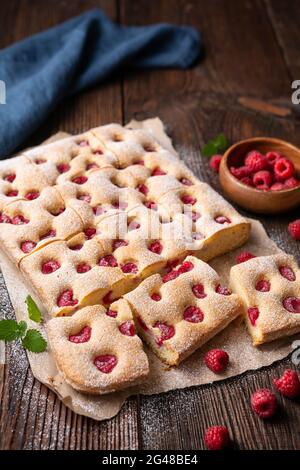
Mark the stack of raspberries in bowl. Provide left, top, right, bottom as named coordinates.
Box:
left=230, top=150, right=299, bottom=191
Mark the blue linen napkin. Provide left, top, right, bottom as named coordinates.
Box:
left=0, top=8, right=202, bottom=158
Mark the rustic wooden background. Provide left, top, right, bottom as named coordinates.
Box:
left=1, top=0, right=300, bottom=450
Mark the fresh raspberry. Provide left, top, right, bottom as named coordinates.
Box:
left=282, top=297, right=300, bottom=313
left=121, top=262, right=138, bottom=274
left=273, top=369, right=300, bottom=399
left=137, top=184, right=149, bottom=195
left=25, top=191, right=40, bottom=201
left=151, top=167, right=166, bottom=176
left=279, top=265, right=296, bottom=281
left=284, top=176, right=299, bottom=189
left=214, top=215, right=231, bottom=224
left=151, top=293, right=161, bottom=301
left=178, top=261, right=194, bottom=274
left=6, top=190, right=18, bottom=197
left=79, top=140, right=89, bottom=147
left=192, top=283, right=206, bottom=299
left=57, top=289, right=78, bottom=307
left=98, top=254, right=118, bottom=267
left=162, top=269, right=180, bottom=283
left=253, top=170, right=272, bottom=189
left=255, top=280, right=270, bottom=292
left=251, top=389, right=277, bottom=418
left=78, top=194, right=91, bottom=203
left=266, top=151, right=280, bottom=166
left=106, top=309, right=117, bottom=318
left=76, top=263, right=92, bottom=273
left=236, top=251, right=256, bottom=264
left=180, top=177, right=193, bottom=186
left=190, top=210, right=201, bottom=222
left=72, top=175, right=88, bottom=184
left=119, top=321, right=135, bottom=336
left=84, top=227, right=96, bottom=239
left=69, top=326, right=91, bottom=344
left=288, top=219, right=300, bottom=241
left=40, top=229, right=56, bottom=240
left=274, top=157, right=295, bottom=181
left=245, top=150, right=268, bottom=172
left=112, top=239, right=128, bottom=250
left=154, top=322, right=175, bottom=345
left=93, top=205, right=105, bottom=215
left=230, top=165, right=251, bottom=180
left=4, top=173, right=16, bottom=182
left=204, top=426, right=230, bottom=450
left=94, top=355, right=117, bottom=374
left=57, top=163, right=70, bottom=174
left=215, top=285, right=231, bottom=295
left=248, top=307, right=259, bottom=326
left=204, top=349, right=229, bottom=373
left=42, top=260, right=60, bottom=274
left=0, top=213, right=11, bottom=224
left=181, top=194, right=197, bottom=205
left=270, top=182, right=285, bottom=191
left=148, top=240, right=163, bottom=255
left=144, top=200, right=157, bottom=210
left=21, top=240, right=37, bottom=253
left=86, top=162, right=99, bottom=171
left=183, top=306, right=204, bottom=323
left=240, top=176, right=254, bottom=187
left=11, top=215, right=29, bottom=225
left=209, top=154, right=222, bottom=173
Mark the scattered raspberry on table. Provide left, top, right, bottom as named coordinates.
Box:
left=204, top=426, right=230, bottom=450
left=251, top=388, right=277, bottom=419
left=273, top=369, right=300, bottom=399
left=204, top=349, right=229, bottom=373
left=288, top=219, right=300, bottom=241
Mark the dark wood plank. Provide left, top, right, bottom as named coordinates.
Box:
left=120, top=0, right=290, bottom=108
left=265, top=0, right=300, bottom=80
left=0, top=0, right=139, bottom=451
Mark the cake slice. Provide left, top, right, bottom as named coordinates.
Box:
left=124, top=256, right=243, bottom=365
left=230, top=254, right=300, bottom=345
left=47, top=300, right=149, bottom=394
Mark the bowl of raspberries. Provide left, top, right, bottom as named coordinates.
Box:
left=219, top=137, right=300, bottom=214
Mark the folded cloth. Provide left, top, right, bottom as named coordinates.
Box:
left=0, top=8, right=202, bottom=158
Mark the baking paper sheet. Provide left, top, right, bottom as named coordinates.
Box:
left=0, top=119, right=298, bottom=421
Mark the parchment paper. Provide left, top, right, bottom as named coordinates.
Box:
left=0, top=119, right=299, bottom=421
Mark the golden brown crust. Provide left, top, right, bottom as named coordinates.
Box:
left=230, top=254, right=300, bottom=345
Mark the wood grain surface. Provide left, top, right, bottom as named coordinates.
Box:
left=0, top=0, right=300, bottom=450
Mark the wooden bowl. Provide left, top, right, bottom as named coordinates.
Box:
left=219, top=137, right=300, bottom=214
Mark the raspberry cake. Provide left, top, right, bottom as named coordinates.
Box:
left=0, top=122, right=252, bottom=393
left=47, top=300, right=149, bottom=394
left=124, top=256, right=243, bottom=365
left=230, top=254, right=300, bottom=345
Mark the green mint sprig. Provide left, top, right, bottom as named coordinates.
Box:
left=0, top=295, right=47, bottom=353
left=202, top=133, right=229, bottom=157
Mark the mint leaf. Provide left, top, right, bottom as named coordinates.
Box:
left=22, top=329, right=47, bottom=353
left=26, top=295, right=42, bottom=323
left=16, top=320, right=27, bottom=338
left=202, top=133, right=229, bottom=157
left=0, top=319, right=26, bottom=341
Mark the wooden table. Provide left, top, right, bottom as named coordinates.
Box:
left=1, top=0, right=300, bottom=450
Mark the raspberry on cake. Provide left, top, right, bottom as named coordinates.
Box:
left=19, top=235, right=130, bottom=317
left=125, top=256, right=242, bottom=365
left=230, top=254, right=300, bottom=345
left=46, top=300, right=149, bottom=394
